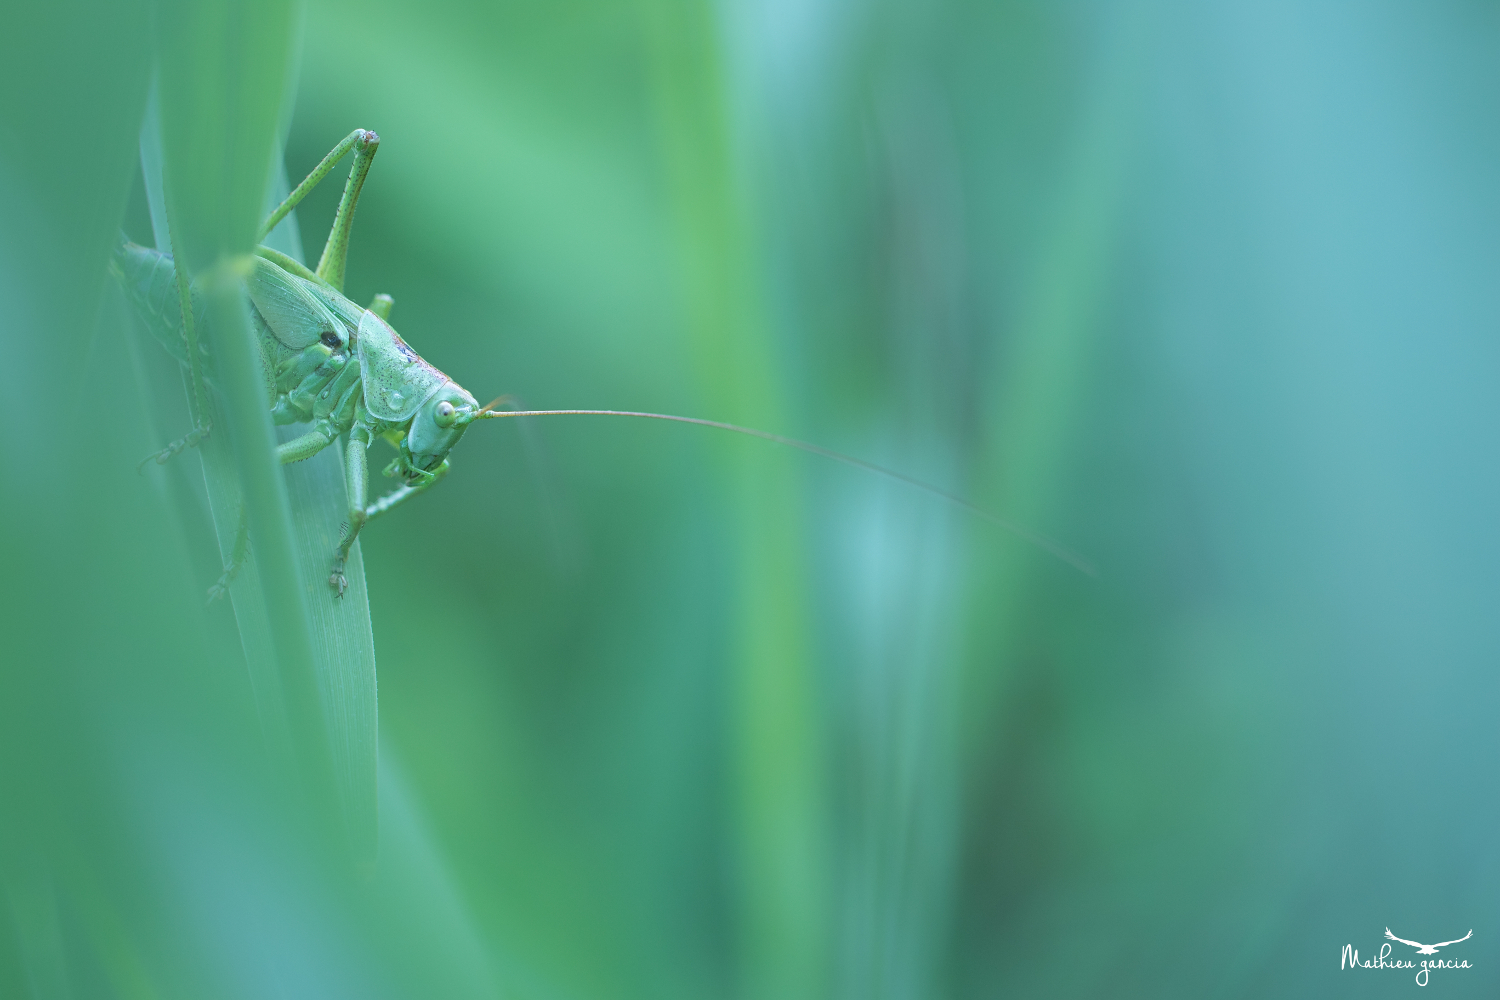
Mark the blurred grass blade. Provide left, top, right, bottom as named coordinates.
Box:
left=363, top=745, right=504, bottom=999
left=154, top=0, right=315, bottom=778
left=962, top=3, right=1153, bottom=713
left=142, top=58, right=378, bottom=855
left=140, top=98, right=288, bottom=745
left=152, top=0, right=376, bottom=848
left=643, top=2, right=827, bottom=997
left=282, top=433, right=379, bottom=857
left=5, top=876, right=70, bottom=1000
left=140, top=107, right=292, bottom=762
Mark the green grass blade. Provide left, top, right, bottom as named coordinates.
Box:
left=151, top=0, right=366, bottom=844
left=140, top=100, right=288, bottom=745
left=961, top=7, right=1153, bottom=717
left=281, top=434, right=379, bottom=857
left=643, top=2, right=827, bottom=997
left=141, top=63, right=378, bottom=853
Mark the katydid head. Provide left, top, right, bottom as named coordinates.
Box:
left=383, top=392, right=519, bottom=480
left=403, top=381, right=482, bottom=473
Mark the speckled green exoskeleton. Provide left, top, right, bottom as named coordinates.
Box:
left=116, top=129, right=515, bottom=597
left=115, top=129, right=1095, bottom=600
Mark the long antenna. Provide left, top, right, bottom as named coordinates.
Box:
left=478, top=406, right=1097, bottom=577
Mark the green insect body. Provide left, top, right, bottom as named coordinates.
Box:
left=117, top=130, right=1094, bottom=601
left=116, top=129, right=496, bottom=596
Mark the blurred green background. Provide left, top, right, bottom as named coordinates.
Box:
left=2, top=0, right=1498, bottom=997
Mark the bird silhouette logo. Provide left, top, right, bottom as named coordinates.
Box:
left=1384, top=928, right=1473, bottom=956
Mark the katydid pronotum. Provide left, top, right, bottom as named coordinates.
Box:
left=115, top=128, right=1094, bottom=600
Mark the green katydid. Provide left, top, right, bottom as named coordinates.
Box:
left=115, top=129, right=1094, bottom=599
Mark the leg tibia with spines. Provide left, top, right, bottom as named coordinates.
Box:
left=137, top=424, right=210, bottom=472
left=206, top=505, right=250, bottom=604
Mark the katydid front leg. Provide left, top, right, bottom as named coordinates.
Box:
left=364, top=461, right=449, bottom=526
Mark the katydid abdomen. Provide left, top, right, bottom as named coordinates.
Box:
left=114, top=240, right=369, bottom=427
left=113, top=241, right=211, bottom=372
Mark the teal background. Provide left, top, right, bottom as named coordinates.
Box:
left=1, top=0, right=1496, bottom=997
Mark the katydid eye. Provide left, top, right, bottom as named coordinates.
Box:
left=320, top=330, right=341, bottom=349
left=434, top=401, right=457, bottom=427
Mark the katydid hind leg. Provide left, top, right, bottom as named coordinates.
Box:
left=329, top=431, right=371, bottom=597
left=206, top=505, right=250, bottom=604
left=315, top=131, right=380, bottom=292
left=138, top=201, right=213, bottom=474
left=165, top=199, right=211, bottom=439
left=368, top=293, right=393, bottom=321
left=258, top=129, right=371, bottom=245
left=137, top=424, right=210, bottom=472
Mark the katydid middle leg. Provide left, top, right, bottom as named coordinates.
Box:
left=276, top=421, right=343, bottom=465
left=328, top=426, right=370, bottom=596
left=327, top=426, right=449, bottom=596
